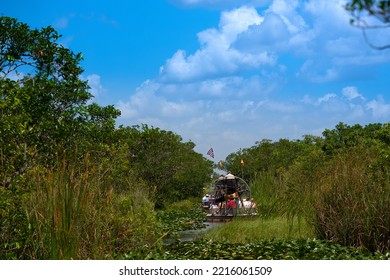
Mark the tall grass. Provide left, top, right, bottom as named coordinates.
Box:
left=25, top=154, right=112, bottom=259
left=248, top=147, right=389, bottom=253
left=312, top=148, right=390, bottom=252
left=249, top=171, right=313, bottom=237
left=23, top=152, right=162, bottom=259
left=250, top=171, right=286, bottom=217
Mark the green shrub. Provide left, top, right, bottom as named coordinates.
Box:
left=0, top=183, right=31, bottom=259
left=111, top=182, right=161, bottom=256
left=165, top=198, right=198, bottom=212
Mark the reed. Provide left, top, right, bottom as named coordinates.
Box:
left=247, top=147, right=389, bottom=253
left=25, top=153, right=113, bottom=259
left=24, top=151, right=162, bottom=259
left=313, top=148, right=390, bottom=252
left=249, top=171, right=287, bottom=217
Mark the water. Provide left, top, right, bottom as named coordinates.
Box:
left=163, top=222, right=222, bottom=245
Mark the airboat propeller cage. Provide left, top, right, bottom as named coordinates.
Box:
left=213, top=176, right=251, bottom=204
left=203, top=175, right=257, bottom=221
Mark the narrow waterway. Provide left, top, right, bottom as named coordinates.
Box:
left=163, top=222, right=223, bottom=245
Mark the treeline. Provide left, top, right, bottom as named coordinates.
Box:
left=0, top=16, right=213, bottom=259
left=224, top=122, right=390, bottom=252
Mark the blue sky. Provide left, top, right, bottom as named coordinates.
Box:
left=3, top=0, right=390, bottom=161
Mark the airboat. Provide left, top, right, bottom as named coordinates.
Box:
left=202, top=174, right=258, bottom=222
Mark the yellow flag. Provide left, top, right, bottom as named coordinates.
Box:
left=219, top=160, right=223, bottom=169
left=241, top=159, right=244, bottom=166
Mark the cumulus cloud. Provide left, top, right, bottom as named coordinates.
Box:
left=163, top=0, right=390, bottom=85
left=300, top=86, right=389, bottom=123
left=159, top=6, right=276, bottom=82
left=234, top=13, right=290, bottom=52
left=117, top=80, right=202, bottom=121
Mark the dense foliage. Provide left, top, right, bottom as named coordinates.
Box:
left=113, top=125, right=213, bottom=208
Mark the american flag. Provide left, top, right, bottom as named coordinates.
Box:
left=207, top=148, right=214, bottom=158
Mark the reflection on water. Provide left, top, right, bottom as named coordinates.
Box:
left=163, top=222, right=222, bottom=245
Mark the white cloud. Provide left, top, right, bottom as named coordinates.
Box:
left=304, top=0, right=351, bottom=32
left=317, top=93, right=337, bottom=105
left=219, top=5, right=263, bottom=41
left=366, top=97, right=390, bottom=119
left=159, top=6, right=275, bottom=82
left=163, top=0, right=390, bottom=84
left=234, top=13, right=290, bottom=52
left=342, top=86, right=365, bottom=101
left=86, top=74, right=105, bottom=98
left=269, top=0, right=306, bottom=33
left=117, top=80, right=203, bottom=121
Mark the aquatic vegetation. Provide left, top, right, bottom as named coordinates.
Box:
left=156, top=204, right=207, bottom=233
left=132, top=239, right=389, bottom=260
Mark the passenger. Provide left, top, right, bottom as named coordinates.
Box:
left=243, top=198, right=251, bottom=209
left=227, top=198, right=236, bottom=209
left=243, top=197, right=257, bottom=210
left=202, top=194, right=209, bottom=204
left=227, top=198, right=237, bottom=216
left=210, top=204, right=219, bottom=215
left=248, top=197, right=257, bottom=208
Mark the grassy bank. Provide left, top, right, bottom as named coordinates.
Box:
left=202, top=216, right=315, bottom=242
